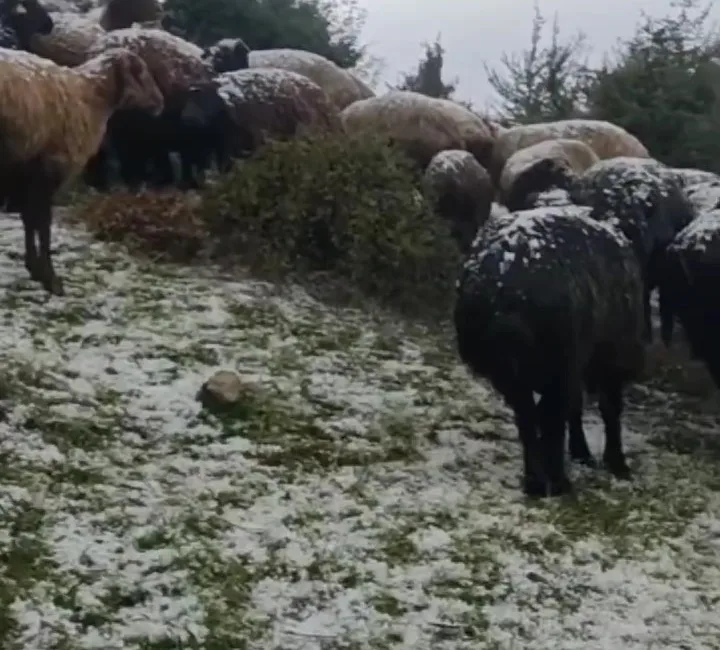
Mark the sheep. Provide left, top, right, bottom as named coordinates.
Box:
left=202, top=36, right=249, bottom=74
left=490, top=119, right=649, bottom=183
left=28, top=11, right=105, bottom=66
left=0, top=0, right=54, bottom=50
left=671, top=167, right=720, bottom=188
left=570, top=156, right=696, bottom=343
left=455, top=205, right=644, bottom=496
left=98, top=0, right=161, bottom=31
left=347, top=70, right=374, bottom=100
left=423, top=149, right=492, bottom=253
left=175, top=67, right=343, bottom=179
left=498, top=138, right=599, bottom=212
left=684, top=179, right=720, bottom=215
left=82, top=26, right=212, bottom=189
left=247, top=48, right=371, bottom=111
left=340, top=91, right=495, bottom=170
left=658, top=210, right=720, bottom=383
left=0, top=46, right=164, bottom=294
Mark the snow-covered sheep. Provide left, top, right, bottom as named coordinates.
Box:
left=0, top=46, right=163, bottom=294
left=347, top=70, right=374, bottom=100
left=202, top=36, right=249, bottom=74
left=423, top=149, right=492, bottom=253
left=0, top=0, right=54, bottom=49
left=455, top=205, right=644, bottom=496
left=28, top=11, right=105, bottom=66
left=498, top=138, right=599, bottom=212
left=340, top=91, right=495, bottom=170
left=83, top=26, right=212, bottom=189
left=684, top=179, right=720, bottom=215
left=658, top=210, right=720, bottom=385
left=86, top=27, right=209, bottom=97
left=570, top=156, right=696, bottom=343
left=247, top=48, right=370, bottom=111
left=671, top=168, right=720, bottom=188
left=174, top=67, right=343, bottom=177
left=490, top=119, right=649, bottom=182
left=98, top=0, right=160, bottom=31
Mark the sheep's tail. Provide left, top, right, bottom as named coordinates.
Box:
left=455, top=304, right=534, bottom=385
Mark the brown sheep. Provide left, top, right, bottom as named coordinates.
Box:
left=86, top=26, right=211, bottom=98
left=340, top=91, right=495, bottom=170
left=499, top=138, right=600, bottom=211
left=423, top=149, right=493, bottom=253
left=0, top=47, right=164, bottom=295
left=490, top=119, right=649, bottom=183
left=98, top=0, right=160, bottom=31
left=29, top=11, right=105, bottom=66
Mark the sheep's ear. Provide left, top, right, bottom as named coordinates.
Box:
left=12, top=2, right=28, bottom=14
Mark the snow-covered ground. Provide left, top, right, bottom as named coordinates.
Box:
left=0, top=213, right=718, bottom=649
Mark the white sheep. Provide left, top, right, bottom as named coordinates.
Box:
left=340, top=90, right=495, bottom=170
left=498, top=138, right=599, bottom=211
left=0, top=46, right=164, bottom=294
left=29, top=10, right=105, bottom=65
left=490, top=119, right=650, bottom=181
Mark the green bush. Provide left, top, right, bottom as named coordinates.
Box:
left=202, top=133, right=461, bottom=317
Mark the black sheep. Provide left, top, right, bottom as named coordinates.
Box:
left=202, top=37, right=250, bottom=74
left=455, top=206, right=645, bottom=497
left=658, top=210, right=720, bottom=382
left=570, top=157, right=695, bottom=343
left=0, top=0, right=53, bottom=49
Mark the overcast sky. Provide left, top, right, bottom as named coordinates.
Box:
left=357, top=0, right=719, bottom=110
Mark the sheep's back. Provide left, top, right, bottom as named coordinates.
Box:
left=215, top=67, right=342, bottom=147
left=30, top=12, right=105, bottom=66
left=341, top=92, right=472, bottom=168
left=492, top=119, right=649, bottom=180
left=457, top=206, right=644, bottom=380
left=87, top=27, right=211, bottom=97
left=248, top=48, right=366, bottom=111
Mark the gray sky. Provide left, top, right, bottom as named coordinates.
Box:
left=357, top=0, right=719, bottom=110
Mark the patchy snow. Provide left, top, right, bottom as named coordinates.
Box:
left=685, top=181, right=720, bottom=215
left=216, top=67, right=323, bottom=105
left=668, top=209, right=720, bottom=253
left=426, top=149, right=477, bottom=177
left=0, top=212, right=718, bottom=649
left=671, top=167, right=720, bottom=188
left=91, top=26, right=204, bottom=60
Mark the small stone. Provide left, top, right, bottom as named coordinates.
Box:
left=197, top=370, right=259, bottom=410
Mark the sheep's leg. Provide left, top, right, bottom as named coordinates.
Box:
left=537, top=387, right=573, bottom=497
left=20, top=211, right=40, bottom=281
left=507, top=388, right=546, bottom=497
left=35, top=201, right=64, bottom=296
left=567, top=390, right=596, bottom=467
left=642, top=284, right=653, bottom=343
left=598, top=379, right=631, bottom=480
left=658, top=285, right=675, bottom=348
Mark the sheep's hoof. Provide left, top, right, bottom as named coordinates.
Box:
left=604, top=455, right=632, bottom=480
left=523, top=476, right=549, bottom=498
left=548, top=475, right=573, bottom=497
left=570, top=450, right=597, bottom=468
left=44, top=276, right=65, bottom=296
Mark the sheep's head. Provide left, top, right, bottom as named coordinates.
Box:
left=203, top=38, right=250, bottom=74
left=0, top=0, right=53, bottom=48
left=180, top=83, right=227, bottom=128
left=107, top=48, right=164, bottom=116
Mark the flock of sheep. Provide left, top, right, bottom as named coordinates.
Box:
left=1, top=0, right=720, bottom=499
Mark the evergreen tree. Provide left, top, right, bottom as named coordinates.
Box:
left=484, top=3, right=589, bottom=124
left=398, top=36, right=458, bottom=99
left=162, top=0, right=366, bottom=69
left=585, top=0, right=720, bottom=171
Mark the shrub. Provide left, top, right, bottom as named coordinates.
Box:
left=201, top=133, right=461, bottom=317
left=73, top=190, right=206, bottom=262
